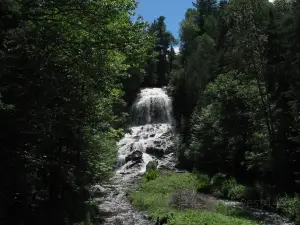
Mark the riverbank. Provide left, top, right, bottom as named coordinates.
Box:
left=129, top=171, right=292, bottom=225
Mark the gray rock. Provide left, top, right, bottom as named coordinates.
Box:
left=90, top=184, right=107, bottom=197
left=146, top=161, right=158, bottom=171
left=126, top=161, right=141, bottom=169
left=125, top=150, right=143, bottom=163
left=146, top=146, right=165, bottom=157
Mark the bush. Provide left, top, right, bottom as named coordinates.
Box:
left=144, top=169, right=160, bottom=182
left=207, top=175, right=246, bottom=201
left=211, top=173, right=227, bottom=187
left=227, top=183, right=246, bottom=201
left=221, top=179, right=246, bottom=201
left=195, top=173, right=211, bottom=193
left=277, top=195, right=300, bottom=224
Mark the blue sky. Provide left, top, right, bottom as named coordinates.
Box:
left=135, top=0, right=194, bottom=40
left=134, top=0, right=275, bottom=40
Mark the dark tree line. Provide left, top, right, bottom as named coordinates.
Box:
left=0, top=0, right=153, bottom=224
left=170, top=0, right=300, bottom=220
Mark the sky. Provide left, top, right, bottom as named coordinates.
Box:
left=135, top=0, right=194, bottom=40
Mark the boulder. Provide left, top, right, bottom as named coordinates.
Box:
left=90, top=184, right=107, bottom=197
left=146, top=146, right=165, bottom=157
left=158, top=164, right=174, bottom=170
left=165, top=145, right=173, bottom=154
left=126, top=161, right=141, bottom=169
left=146, top=161, right=158, bottom=171
left=125, top=150, right=143, bottom=163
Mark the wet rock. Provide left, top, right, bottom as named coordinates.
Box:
left=165, top=145, right=173, bottom=154
left=125, top=150, right=143, bottom=163
left=161, top=130, right=172, bottom=138
left=157, top=164, right=173, bottom=170
left=146, top=146, right=165, bottom=157
left=154, top=140, right=162, bottom=146
left=114, top=218, right=123, bottom=225
left=126, top=161, right=141, bottom=169
left=119, top=172, right=130, bottom=175
left=90, top=185, right=107, bottom=197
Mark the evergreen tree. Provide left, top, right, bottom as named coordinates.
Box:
left=144, top=16, right=175, bottom=87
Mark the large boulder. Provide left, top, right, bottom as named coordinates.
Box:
left=125, top=150, right=143, bottom=163
left=146, top=161, right=158, bottom=171
left=146, top=146, right=165, bottom=157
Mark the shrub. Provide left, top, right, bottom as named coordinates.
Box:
left=144, top=169, right=160, bottom=182
left=277, top=195, right=300, bottom=224
left=227, top=183, right=246, bottom=201
left=211, top=173, right=227, bottom=187
left=195, top=173, right=211, bottom=193
left=220, top=178, right=245, bottom=201
left=209, top=176, right=246, bottom=201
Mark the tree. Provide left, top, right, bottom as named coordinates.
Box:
left=171, top=0, right=300, bottom=210
left=0, top=0, right=153, bottom=224
left=143, top=16, right=175, bottom=87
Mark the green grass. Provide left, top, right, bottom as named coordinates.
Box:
left=130, top=172, right=260, bottom=225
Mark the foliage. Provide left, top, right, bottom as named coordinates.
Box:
left=277, top=195, right=300, bottom=224
left=221, top=179, right=246, bottom=201
left=200, top=174, right=246, bottom=201
left=216, top=204, right=257, bottom=222
left=144, top=169, right=160, bottom=182
left=130, top=172, right=258, bottom=225
left=143, top=16, right=176, bottom=87
left=171, top=3, right=300, bottom=221
left=0, top=0, right=153, bottom=224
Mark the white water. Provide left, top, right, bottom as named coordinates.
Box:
left=93, top=87, right=291, bottom=225
left=95, top=87, right=176, bottom=225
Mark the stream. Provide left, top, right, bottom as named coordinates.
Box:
left=94, top=88, right=176, bottom=225
left=92, top=87, right=292, bottom=225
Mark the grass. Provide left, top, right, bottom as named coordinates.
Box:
left=130, top=172, right=260, bottom=225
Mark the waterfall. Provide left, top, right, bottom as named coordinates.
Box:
left=116, top=87, right=175, bottom=176
left=96, top=87, right=176, bottom=225
left=131, top=88, right=173, bottom=125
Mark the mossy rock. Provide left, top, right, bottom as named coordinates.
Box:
left=146, top=161, right=158, bottom=171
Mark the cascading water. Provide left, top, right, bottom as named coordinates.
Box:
left=94, top=87, right=176, bottom=225
left=92, top=88, right=293, bottom=225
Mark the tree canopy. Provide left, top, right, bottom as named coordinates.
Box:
left=171, top=0, right=300, bottom=206
left=0, top=0, right=154, bottom=224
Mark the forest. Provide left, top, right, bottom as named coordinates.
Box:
left=1, top=0, right=300, bottom=224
